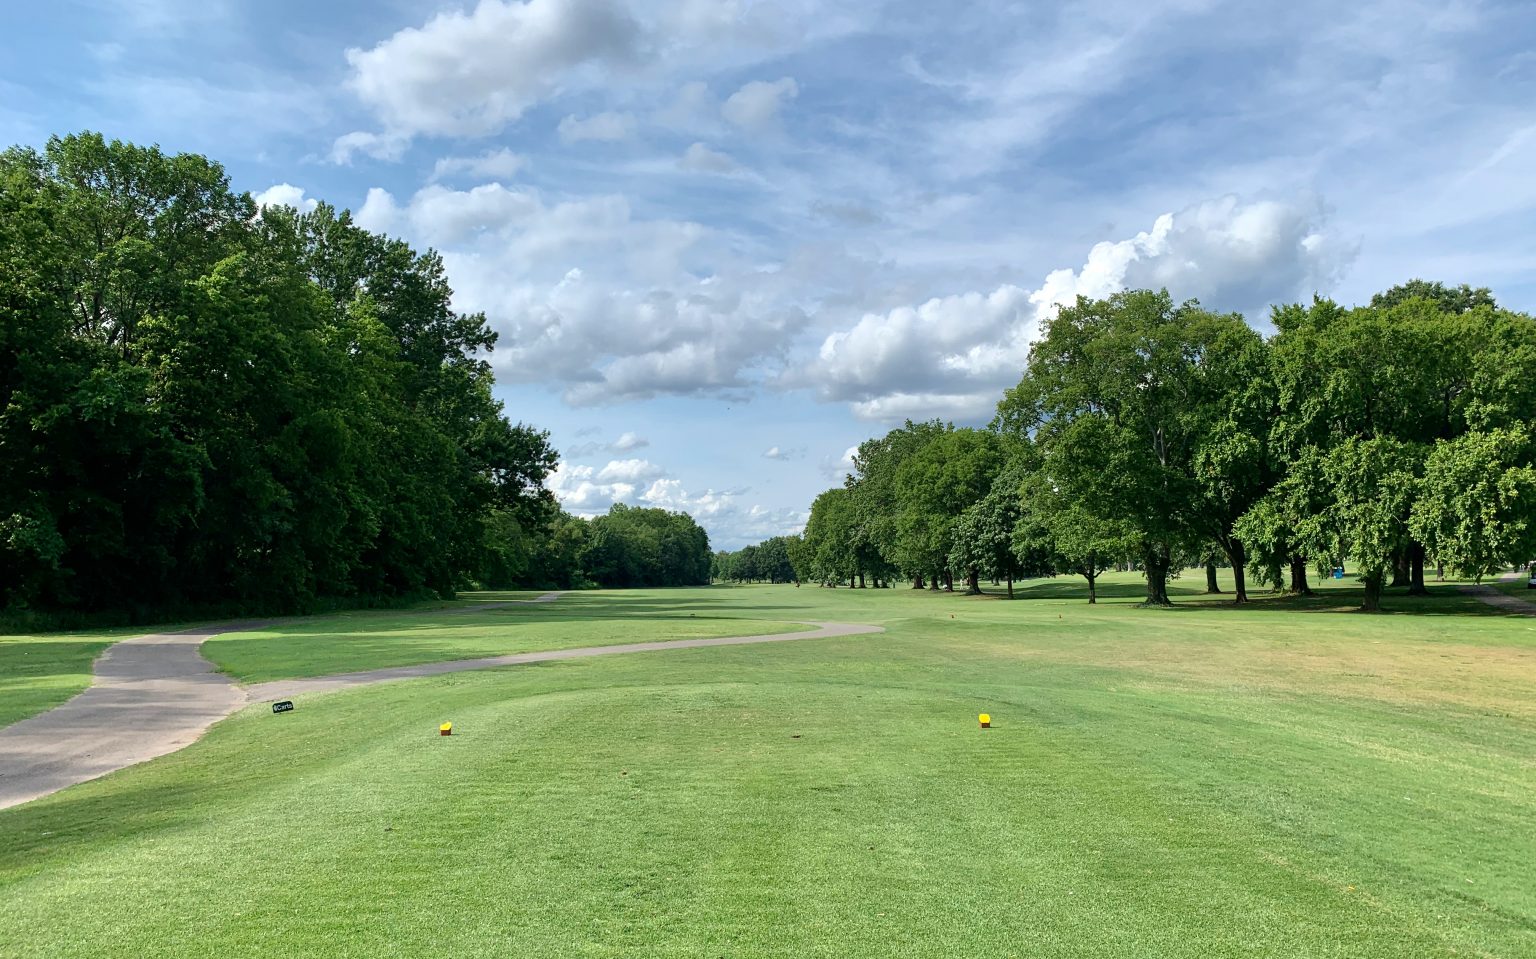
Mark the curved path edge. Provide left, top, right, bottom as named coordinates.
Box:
left=0, top=593, right=881, bottom=811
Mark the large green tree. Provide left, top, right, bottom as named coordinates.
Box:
left=0, top=133, right=558, bottom=618
left=999, top=290, right=1261, bottom=606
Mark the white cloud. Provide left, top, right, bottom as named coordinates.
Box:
left=762, top=446, right=805, bottom=460
left=564, top=431, right=650, bottom=457
left=340, top=0, right=640, bottom=145
left=547, top=462, right=636, bottom=512
left=679, top=141, right=737, bottom=174
left=252, top=183, right=318, bottom=213
left=350, top=179, right=813, bottom=404
left=596, top=458, right=665, bottom=483
left=352, top=183, right=542, bottom=244
left=639, top=478, right=732, bottom=517
left=548, top=459, right=805, bottom=549
left=810, top=284, right=1038, bottom=420
left=430, top=148, right=526, bottom=182
left=330, top=130, right=408, bottom=164
left=722, top=77, right=798, bottom=132
left=817, top=445, right=860, bottom=482
left=808, top=194, right=1353, bottom=422
left=558, top=111, right=636, bottom=142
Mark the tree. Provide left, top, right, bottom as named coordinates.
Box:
left=0, top=132, right=561, bottom=618
left=802, top=488, right=858, bottom=586
left=1260, top=288, right=1536, bottom=606
left=893, top=428, right=1006, bottom=592
left=999, top=290, right=1256, bottom=606
left=1282, top=440, right=1421, bottom=611
left=1014, top=472, right=1136, bottom=604
left=1410, top=428, right=1536, bottom=580
left=847, top=420, right=948, bottom=588
left=1369, top=279, right=1495, bottom=315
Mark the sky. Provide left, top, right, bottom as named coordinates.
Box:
left=4, top=0, right=1535, bottom=549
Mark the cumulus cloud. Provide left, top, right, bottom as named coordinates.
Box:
left=547, top=459, right=803, bottom=548
left=722, top=77, right=798, bottom=132
left=808, top=195, right=1353, bottom=422
left=352, top=183, right=542, bottom=244
left=330, top=130, right=408, bottom=164
left=547, top=462, right=633, bottom=512
left=558, top=111, right=636, bottom=142
left=430, top=148, right=526, bottom=182
left=596, top=458, right=666, bottom=483
left=679, top=141, right=737, bottom=173
left=810, top=284, right=1038, bottom=421
left=338, top=0, right=639, bottom=149
left=252, top=183, right=318, bottom=213
left=762, top=446, right=805, bottom=460
left=351, top=178, right=814, bottom=404
left=1029, top=195, right=1354, bottom=318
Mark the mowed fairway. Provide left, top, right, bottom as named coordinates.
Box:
left=2, top=576, right=1534, bottom=958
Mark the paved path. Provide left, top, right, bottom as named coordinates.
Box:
left=1460, top=569, right=1536, bottom=615
left=246, top=621, right=883, bottom=702
left=0, top=593, right=880, bottom=810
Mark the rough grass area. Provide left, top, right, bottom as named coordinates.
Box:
left=2, top=577, right=1533, bottom=958
left=202, top=590, right=806, bottom=683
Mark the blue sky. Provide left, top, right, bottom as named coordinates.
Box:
left=5, top=0, right=1535, bottom=548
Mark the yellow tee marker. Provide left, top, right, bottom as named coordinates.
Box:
left=978, top=713, right=991, bottom=729
left=440, top=722, right=453, bottom=736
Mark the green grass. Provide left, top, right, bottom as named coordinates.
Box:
left=2, top=577, right=1533, bottom=957
left=0, top=626, right=142, bottom=728
left=202, top=589, right=806, bottom=683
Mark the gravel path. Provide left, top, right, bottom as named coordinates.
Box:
left=0, top=593, right=880, bottom=810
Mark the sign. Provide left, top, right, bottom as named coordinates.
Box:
left=272, top=700, right=294, bottom=714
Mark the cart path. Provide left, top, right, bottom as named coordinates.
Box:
left=0, top=593, right=881, bottom=811
left=245, top=621, right=884, bottom=702
left=1459, top=569, right=1536, bottom=615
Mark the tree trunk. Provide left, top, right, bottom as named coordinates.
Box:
left=1205, top=560, right=1222, bottom=594
left=1362, top=572, right=1383, bottom=611
left=1407, top=541, right=1428, bottom=596
left=857, top=571, right=866, bottom=589
left=912, top=574, right=925, bottom=589
left=1142, top=543, right=1172, bottom=606
left=1389, top=548, right=1410, bottom=588
left=943, top=569, right=954, bottom=592
left=929, top=572, right=940, bottom=591
left=1086, top=569, right=1097, bottom=604
left=966, top=568, right=981, bottom=595
left=1230, top=542, right=1248, bottom=604
left=849, top=574, right=855, bottom=589
left=1289, top=555, right=1313, bottom=596
left=1006, top=572, right=1014, bottom=599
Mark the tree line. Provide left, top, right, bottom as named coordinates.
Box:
left=0, top=133, right=710, bottom=624
left=711, top=536, right=799, bottom=584
left=728, top=282, right=1536, bottom=611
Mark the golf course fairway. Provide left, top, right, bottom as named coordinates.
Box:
left=1, top=575, right=1532, bottom=958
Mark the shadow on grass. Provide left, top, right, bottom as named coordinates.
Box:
left=968, top=576, right=1523, bottom=618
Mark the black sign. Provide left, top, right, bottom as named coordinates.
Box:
left=272, top=700, right=294, bottom=714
